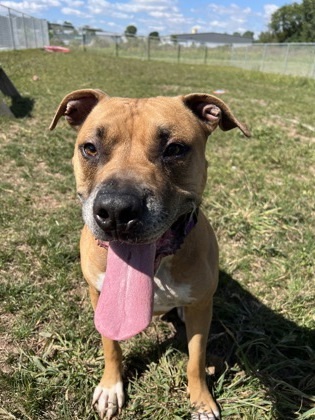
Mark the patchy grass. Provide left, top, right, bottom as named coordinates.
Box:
left=0, top=49, right=314, bottom=419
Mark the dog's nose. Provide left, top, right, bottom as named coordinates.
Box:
left=93, top=192, right=143, bottom=233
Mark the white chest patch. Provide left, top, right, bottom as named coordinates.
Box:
left=153, top=256, right=195, bottom=312
left=94, top=256, right=195, bottom=313
left=95, top=273, right=105, bottom=293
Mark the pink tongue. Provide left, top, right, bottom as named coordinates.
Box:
left=94, top=241, right=156, bottom=341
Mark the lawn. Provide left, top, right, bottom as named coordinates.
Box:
left=0, top=49, right=314, bottom=419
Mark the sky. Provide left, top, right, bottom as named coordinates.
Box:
left=1, top=0, right=297, bottom=38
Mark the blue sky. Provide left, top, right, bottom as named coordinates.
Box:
left=1, top=0, right=297, bottom=37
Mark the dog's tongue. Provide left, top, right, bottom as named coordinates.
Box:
left=95, top=241, right=156, bottom=341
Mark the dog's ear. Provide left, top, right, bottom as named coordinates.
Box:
left=183, top=93, right=250, bottom=137
left=49, top=89, right=107, bottom=131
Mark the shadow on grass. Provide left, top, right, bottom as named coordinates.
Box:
left=125, top=270, right=314, bottom=419
left=212, top=271, right=315, bottom=419
left=10, top=95, right=34, bottom=118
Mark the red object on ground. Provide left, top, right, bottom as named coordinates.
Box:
left=44, top=46, right=70, bottom=53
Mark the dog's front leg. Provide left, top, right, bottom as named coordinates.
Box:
left=89, top=286, right=124, bottom=419
left=184, top=301, right=220, bottom=420
left=92, top=337, right=124, bottom=419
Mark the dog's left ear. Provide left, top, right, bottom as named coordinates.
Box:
left=183, top=93, right=250, bottom=137
left=49, top=89, right=107, bottom=131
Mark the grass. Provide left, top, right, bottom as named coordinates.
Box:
left=0, top=49, right=314, bottom=419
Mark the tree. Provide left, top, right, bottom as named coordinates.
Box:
left=265, top=0, right=315, bottom=42
left=301, top=0, right=315, bottom=42
left=149, top=31, right=160, bottom=41
left=270, top=2, right=303, bottom=42
left=124, top=25, right=137, bottom=37
left=170, top=34, right=178, bottom=44
left=242, top=31, right=254, bottom=40
left=257, top=31, right=277, bottom=43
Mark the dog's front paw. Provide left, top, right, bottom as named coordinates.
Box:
left=191, top=410, right=221, bottom=420
left=191, top=399, right=221, bottom=420
left=92, top=382, right=124, bottom=419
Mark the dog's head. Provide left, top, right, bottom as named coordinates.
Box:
left=50, top=89, right=249, bottom=244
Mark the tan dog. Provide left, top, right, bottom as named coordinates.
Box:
left=50, top=90, right=249, bottom=419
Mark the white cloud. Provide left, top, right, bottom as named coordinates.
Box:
left=1, top=0, right=281, bottom=38
left=205, top=3, right=256, bottom=34
left=105, top=11, right=131, bottom=19
left=63, top=0, right=85, bottom=7
left=86, top=0, right=180, bottom=19
left=61, top=7, right=90, bottom=17
left=1, top=0, right=61, bottom=13
left=210, top=20, right=228, bottom=29
left=208, top=3, right=251, bottom=17
left=148, top=25, right=165, bottom=31
left=264, top=4, right=279, bottom=20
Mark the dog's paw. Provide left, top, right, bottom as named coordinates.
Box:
left=191, top=411, right=220, bottom=420
left=92, top=382, right=124, bottom=419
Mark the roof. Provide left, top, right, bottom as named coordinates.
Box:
left=172, top=32, right=253, bottom=44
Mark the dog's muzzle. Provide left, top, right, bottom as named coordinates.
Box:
left=90, top=179, right=198, bottom=246
left=93, top=189, right=144, bottom=237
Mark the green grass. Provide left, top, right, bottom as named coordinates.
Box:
left=0, top=49, right=314, bottom=419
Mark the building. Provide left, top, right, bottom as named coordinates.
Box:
left=171, top=32, right=253, bottom=47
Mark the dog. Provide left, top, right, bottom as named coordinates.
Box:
left=50, top=89, right=250, bottom=419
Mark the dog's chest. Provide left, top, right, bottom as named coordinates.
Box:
left=95, top=256, right=195, bottom=313
left=153, top=256, right=195, bottom=313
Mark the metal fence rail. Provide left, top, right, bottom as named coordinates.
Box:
left=0, top=4, right=49, bottom=50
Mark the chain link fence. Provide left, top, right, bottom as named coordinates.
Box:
left=230, top=43, right=315, bottom=79
left=0, top=4, right=49, bottom=50
left=77, top=34, right=315, bottom=79
left=1, top=12, right=315, bottom=80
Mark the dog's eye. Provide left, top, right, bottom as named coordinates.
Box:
left=81, top=143, right=98, bottom=158
left=163, top=143, right=189, bottom=160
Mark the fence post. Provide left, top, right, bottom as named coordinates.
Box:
left=22, top=14, right=28, bottom=48
left=8, top=8, right=16, bottom=50
left=32, top=18, right=38, bottom=48
left=82, top=33, right=86, bottom=51
left=283, top=43, right=291, bottom=74
left=147, top=36, right=151, bottom=60
left=114, top=36, right=119, bottom=57
left=229, top=44, right=234, bottom=65
left=40, top=20, right=46, bottom=47
left=177, top=44, right=181, bottom=63
left=204, top=45, right=208, bottom=65
left=311, top=44, right=315, bottom=78
left=244, top=45, right=249, bottom=68
left=260, top=44, right=267, bottom=71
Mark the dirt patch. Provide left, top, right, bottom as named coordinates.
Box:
left=250, top=98, right=269, bottom=107
left=0, top=314, right=18, bottom=374
left=269, top=115, right=315, bottom=142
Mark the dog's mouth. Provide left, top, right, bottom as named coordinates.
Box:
left=94, top=210, right=198, bottom=341
left=97, top=211, right=198, bottom=270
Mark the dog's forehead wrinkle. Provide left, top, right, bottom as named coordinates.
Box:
left=96, top=126, right=106, bottom=139
left=158, top=126, right=171, bottom=138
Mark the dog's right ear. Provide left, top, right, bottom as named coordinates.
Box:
left=49, top=89, right=107, bottom=131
